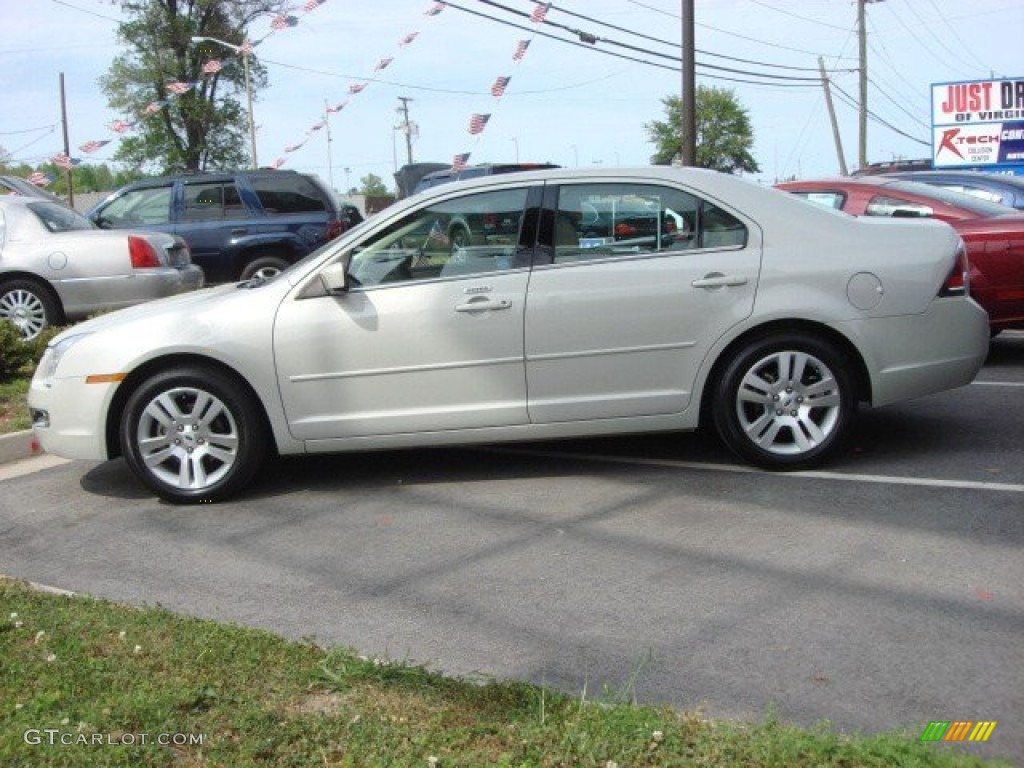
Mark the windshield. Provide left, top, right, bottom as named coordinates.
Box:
left=27, top=201, right=96, bottom=232
left=887, top=180, right=1016, bottom=217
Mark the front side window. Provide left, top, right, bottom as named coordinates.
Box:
left=550, top=183, right=746, bottom=263
left=183, top=182, right=245, bottom=222
left=347, top=188, right=530, bottom=287
left=97, top=186, right=172, bottom=226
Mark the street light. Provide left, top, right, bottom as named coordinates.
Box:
left=190, top=35, right=258, bottom=169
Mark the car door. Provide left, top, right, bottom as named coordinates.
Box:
left=273, top=185, right=537, bottom=441
left=174, top=178, right=252, bottom=280
left=525, top=181, right=761, bottom=423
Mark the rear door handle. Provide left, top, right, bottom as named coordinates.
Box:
left=691, top=273, right=748, bottom=289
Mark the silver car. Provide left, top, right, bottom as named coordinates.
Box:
left=0, top=196, right=203, bottom=339
left=29, top=167, right=989, bottom=504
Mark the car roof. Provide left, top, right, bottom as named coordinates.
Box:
left=390, top=165, right=849, bottom=228
left=778, top=176, right=1017, bottom=217
left=883, top=170, right=1024, bottom=186
left=120, top=168, right=307, bottom=187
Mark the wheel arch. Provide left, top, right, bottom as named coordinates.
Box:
left=699, top=319, right=873, bottom=427
left=0, top=271, right=67, bottom=322
left=104, top=353, right=277, bottom=460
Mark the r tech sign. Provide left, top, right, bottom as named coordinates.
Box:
left=931, top=77, right=1024, bottom=171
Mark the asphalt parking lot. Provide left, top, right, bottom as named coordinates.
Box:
left=2, top=331, right=1021, bottom=763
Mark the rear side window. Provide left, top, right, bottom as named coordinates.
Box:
left=865, top=195, right=933, bottom=218
left=251, top=175, right=329, bottom=214
left=549, top=183, right=747, bottom=263
left=183, top=182, right=246, bottom=222
left=791, top=191, right=846, bottom=210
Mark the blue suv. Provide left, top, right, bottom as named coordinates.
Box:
left=88, top=170, right=353, bottom=282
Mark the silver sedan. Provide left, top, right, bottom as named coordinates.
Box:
left=0, top=196, right=203, bottom=339
left=29, top=167, right=989, bottom=503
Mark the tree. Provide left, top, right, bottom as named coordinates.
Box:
left=645, top=86, right=760, bottom=174
left=359, top=174, right=389, bottom=197
left=100, top=1, right=286, bottom=173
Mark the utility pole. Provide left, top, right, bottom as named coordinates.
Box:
left=819, top=57, right=848, bottom=176
left=858, top=0, right=884, bottom=171
left=323, top=99, right=334, bottom=193
left=59, top=73, right=74, bottom=208
left=397, top=96, right=414, bottom=166
left=680, top=0, right=697, bottom=166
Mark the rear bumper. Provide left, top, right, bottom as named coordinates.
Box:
left=840, top=298, right=990, bottom=407
left=56, top=265, right=204, bottom=318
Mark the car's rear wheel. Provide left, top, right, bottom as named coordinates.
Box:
left=120, top=367, right=268, bottom=504
left=712, top=332, right=856, bottom=469
left=0, top=278, right=62, bottom=340
left=239, top=254, right=290, bottom=281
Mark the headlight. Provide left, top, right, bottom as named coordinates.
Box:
left=39, top=333, right=91, bottom=387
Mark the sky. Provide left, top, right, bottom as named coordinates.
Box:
left=1, top=0, right=1022, bottom=193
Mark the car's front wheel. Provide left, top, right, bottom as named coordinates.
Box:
left=120, top=367, right=268, bottom=503
left=239, top=254, right=290, bottom=281
left=712, top=332, right=857, bottom=469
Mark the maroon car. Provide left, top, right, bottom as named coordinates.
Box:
left=777, top=177, right=1024, bottom=335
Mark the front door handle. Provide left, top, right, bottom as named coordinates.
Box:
left=455, top=298, right=512, bottom=313
left=691, top=273, right=748, bottom=289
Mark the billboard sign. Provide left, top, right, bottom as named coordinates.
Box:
left=931, top=78, right=1024, bottom=171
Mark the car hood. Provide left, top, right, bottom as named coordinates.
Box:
left=49, top=279, right=285, bottom=343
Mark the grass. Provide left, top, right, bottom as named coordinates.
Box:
left=0, top=375, right=31, bottom=434
left=0, top=578, right=1010, bottom=767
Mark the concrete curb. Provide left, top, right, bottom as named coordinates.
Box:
left=0, top=429, right=43, bottom=465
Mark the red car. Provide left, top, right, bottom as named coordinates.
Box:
left=776, top=177, right=1024, bottom=335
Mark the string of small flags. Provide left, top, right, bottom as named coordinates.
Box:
left=266, top=2, right=442, bottom=170
left=33, top=1, right=328, bottom=184
left=448, top=2, right=547, bottom=172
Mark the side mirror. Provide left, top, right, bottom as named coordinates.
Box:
left=319, top=261, right=349, bottom=293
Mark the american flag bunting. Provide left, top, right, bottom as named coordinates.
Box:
left=491, top=76, right=511, bottom=97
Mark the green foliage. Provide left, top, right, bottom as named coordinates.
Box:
left=359, top=173, right=390, bottom=197
left=646, top=86, right=761, bottom=173
left=0, top=322, right=36, bottom=380
left=0, top=322, right=65, bottom=382
left=99, top=1, right=289, bottom=172
left=0, top=577, right=1010, bottom=767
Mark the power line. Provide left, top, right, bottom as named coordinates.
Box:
left=831, top=82, right=929, bottom=146
left=511, top=0, right=850, bottom=73
left=444, top=1, right=826, bottom=85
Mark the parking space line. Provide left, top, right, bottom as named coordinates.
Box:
left=485, top=448, right=1024, bottom=494
left=972, top=381, right=1024, bottom=388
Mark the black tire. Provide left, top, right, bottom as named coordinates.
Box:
left=120, top=366, right=268, bottom=504
left=239, top=254, right=290, bottom=281
left=712, top=332, right=857, bottom=470
left=0, top=278, right=63, bottom=340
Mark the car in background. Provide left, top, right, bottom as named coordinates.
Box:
left=412, top=163, right=559, bottom=195
left=30, top=167, right=988, bottom=503
left=776, top=176, right=1024, bottom=335
left=0, top=196, right=203, bottom=339
left=0, top=174, right=69, bottom=205
left=877, top=170, right=1024, bottom=211
left=87, top=169, right=348, bottom=283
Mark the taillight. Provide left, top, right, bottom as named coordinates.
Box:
left=939, top=240, right=969, bottom=297
left=129, top=236, right=161, bottom=268
left=326, top=218, right=344, bottom=240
